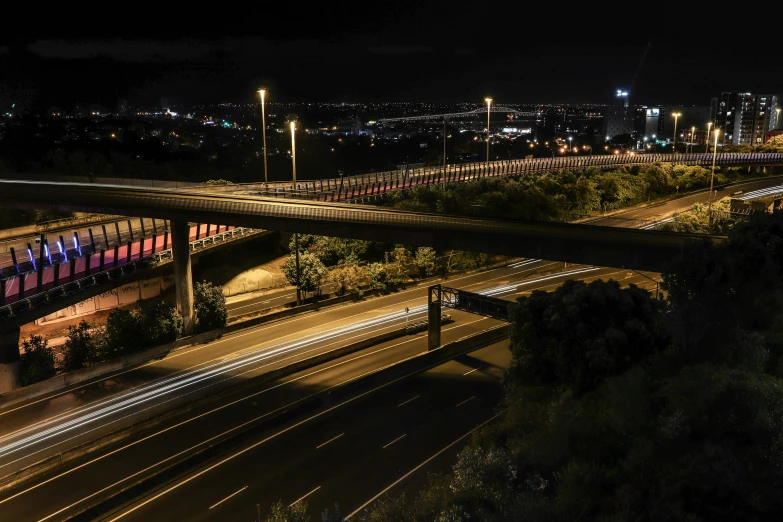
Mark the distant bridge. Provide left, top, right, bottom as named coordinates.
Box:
left=375, top=106, right=539, bottom=122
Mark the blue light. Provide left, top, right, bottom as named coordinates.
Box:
left=44, top=244, right=49, bottom=257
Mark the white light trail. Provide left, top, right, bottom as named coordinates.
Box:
left=0, top=267, right=596, bottom=461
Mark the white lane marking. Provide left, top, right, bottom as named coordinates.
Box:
left=455, top=396, right=476, bottom=407
left=344, top=412, right=504, bottom=520
left=29, top=319, right=487, bottom=520
left=316, top=433, right=344, bottom=449
left=289, top=486, right=320, bottom=507
left=462, top=367, right=480, bottom=376
left=397, top=395, right=419, bottom=407
left=208, top=485, right=247, bottom=510
left=382, top=434, right=407, bottom=449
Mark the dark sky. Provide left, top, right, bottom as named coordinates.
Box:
left=1, top=5, right=780, bottom=109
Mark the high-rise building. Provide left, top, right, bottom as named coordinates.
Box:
left=710, top=92, right=775, bottom=146
left=769, top=95, right=782, bottom=131
left=633, top=106, right=665, bottom=140
left=601, top=89, right=634, bottom=140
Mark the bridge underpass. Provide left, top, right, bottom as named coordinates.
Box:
left=0, top=224, right=266, bottom=391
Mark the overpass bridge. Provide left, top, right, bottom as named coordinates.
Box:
left=0, top=151, right=781, bottom=390
left=374, top=106, right=540, bottom=122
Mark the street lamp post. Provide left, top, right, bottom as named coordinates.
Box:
left=568, top=136, right=572, bottom=153
left=485, top=98, right=492, bottom=171
left=671, top=112, right=681, bottom=163
left=708, top=128, right=720, bottom=226
left=689, top=126, right=695, bottom=154
left=258, top=89, right=268, bottom=183
left=705, top=122, right=712, bottom=154
left=443, top=117, right=447, bottom=188
left=290, top=121, right=301, bottom=306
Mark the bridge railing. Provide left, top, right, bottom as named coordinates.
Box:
left=206, top=152, right=783, bottom=204
left=0, top=227, right=260, bottom=321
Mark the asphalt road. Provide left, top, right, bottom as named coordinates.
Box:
left=0, top=266, right=655, bottom=521
left=0, top=261, right=628, bottom=474
left=581, top=176, right=783, bottom=227
left=107, top=341, right=513, bottom=522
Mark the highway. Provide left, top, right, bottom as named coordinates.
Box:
left=0, top=262, right=655, bottom=521
left=582, top=177, right=783, bottom=228
left=107, top=341, right=513, bottom=522
left=0, top=175, right=769, bottom=520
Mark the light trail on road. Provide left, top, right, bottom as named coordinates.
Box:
left=0, top=268, right=583, bottom=463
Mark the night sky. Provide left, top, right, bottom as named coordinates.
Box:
left=1, top=6, right=780, bottom=109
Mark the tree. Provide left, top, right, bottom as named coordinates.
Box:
left=328, top=263, right=365, bottom=295
left=266, top=500, right=309, bottom=522
left=386, top=247, right=412, bottom=284
left=194, top=281, right=228, bottom=332
left=507, top=279, right=667, bottom=395
left=99, top=308, right=145, bottom=359
left=61, top=320, right=96, bottom=371
left=20, top=335, right=57, bottom=386
left=140, top=301, right=183, bottom=344
left=367, top=262, right=388, bottom=290
left=282, top=251, right=327, bottom=298
left=414, top=247, right=437, bottom=277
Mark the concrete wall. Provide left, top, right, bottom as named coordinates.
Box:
left=33, top=275, right=175, bottom=325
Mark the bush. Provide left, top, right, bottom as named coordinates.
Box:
left=99, top=308, right=145, bottom=359
left=328, top=263, right=365, bottom=295
left=367, top=262, right=388, bottom=290
left=20, top=335, right=57, bottom=386
left=194, top=281, right=228, bottom=332
left=140, top=301, right=183, bottom=345
left=61, top=320, right=96, bottom=371
left=414, top=247, right=437, bottom=277
left=266, top=500, right=309, bottom=522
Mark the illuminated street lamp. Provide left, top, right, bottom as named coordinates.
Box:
left=290, top=121, right=297, bottom=183
left=671, top=112, right=681, bottom=162
left=708, top=128, right=720, bottom=225
left=568, top=136, right=573, bottom=151
left=689, top=126, right=695, bottom=154
left=485, top=97, right=492, bottom=169
left=290, top=120, right=301, bottom=306
left=258, top=89, right=268, bottom=183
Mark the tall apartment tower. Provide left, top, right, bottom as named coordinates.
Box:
left=711, top=92, right=774, bottom=145
left=601, top=89, right=634, bottom=140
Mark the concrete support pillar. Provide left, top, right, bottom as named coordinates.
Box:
left=171, top=220, right=195, bottom=335
left=0, top=327, right=21, bottom=393
left=427, top=284, right=441, bottom=351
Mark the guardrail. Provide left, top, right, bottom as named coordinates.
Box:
left=0, top=227, right=259, bottom=321
left=197, top=152, right=783, bottom=203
